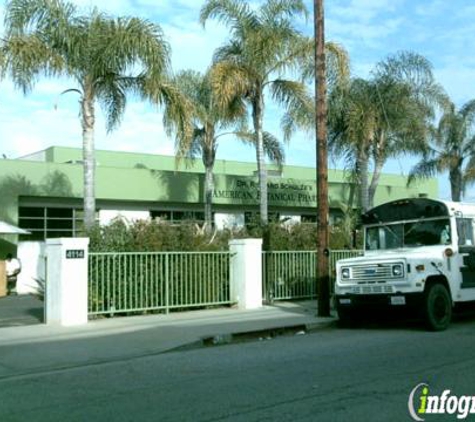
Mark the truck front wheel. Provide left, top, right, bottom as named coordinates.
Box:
left=336, top=305, right=356, bottom=327
left=424, top=283, right=452, bottom=331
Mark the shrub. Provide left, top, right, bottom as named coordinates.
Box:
left=88, top=216, right=360, bottom=253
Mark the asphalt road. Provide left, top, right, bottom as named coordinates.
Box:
left=1, top=315, right=475, bottom=422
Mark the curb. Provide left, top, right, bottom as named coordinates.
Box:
left=170, top=319, right=337, bottom=352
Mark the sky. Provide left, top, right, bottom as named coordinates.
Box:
left=1, top=0, right=475, bottom=200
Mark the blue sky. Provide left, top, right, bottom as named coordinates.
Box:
left=1, top=0, right=475, bottom=200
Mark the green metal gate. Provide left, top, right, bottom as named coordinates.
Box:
left=88, top=251, right=232, bottom=316
left=262, top=250, right=363, bottom=301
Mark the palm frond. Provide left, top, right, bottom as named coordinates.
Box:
left=459, top=99, right=475, bottom=128
left=281, top=98, right=314, bottom=141
left=213, top=39, right=243, bottom=65
left=5, top=0, right=77, bottom=38
left=182, top=127, right=206, bottom=165
left=94, top=15, right=170, bottom=78
left=2, top=33, right=64, bottom=93
left=407, top=158, right=444, bottom=186
left=210, top=60, right=251, bottom=109
left=262, top=131, right=285, bottom=167
left=299, top=38, right=350, bottom=88
left=269, top=79, right=313, bottom=142
left=261, top=0, right=308, bottom=22
left=235, top=130, right=285, bottom=167
left=374, top=51, right=434, bottom=88
left=324, top=41, right=351, bottom=89
left=146, top=78, right=194, bottom=158
left=200, top=0, right=258, bottom=32
left=95, top=74, right=127, bottom=132
left=462, top=148, right=475, bottom=186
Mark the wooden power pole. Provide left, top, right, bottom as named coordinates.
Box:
left=314, top=0, right=330, bottom=317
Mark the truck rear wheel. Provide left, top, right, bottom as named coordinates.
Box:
left=424, top=283, right=452, bottom=331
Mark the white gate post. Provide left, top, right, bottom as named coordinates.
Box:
left=46, top=238, right=89, bottom=326
left=229, top=238, right=263, bottom=309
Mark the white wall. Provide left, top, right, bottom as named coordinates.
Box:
left=46, top=238, right=89, bottom=326
left=280, top=214, right=301, bottom=225
left=229, top=239, right=263, bottom=309
left=17, top=241, right=46, bottom=294
left=99, top=210, right=151, bottom=226
left=214, top=213, right=245, bottom=230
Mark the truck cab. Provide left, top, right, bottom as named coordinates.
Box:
left=335, top=198, right=475, bottom=330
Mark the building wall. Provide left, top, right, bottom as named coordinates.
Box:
left=3, top=154, right=438, bottom=212
left=17, top=241, right=46, bottom=294
left=0, top=147, right=438, bottom=257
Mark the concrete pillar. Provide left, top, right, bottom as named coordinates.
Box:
left=46, top=238, right=89, bottom=326
left=229, top=238, right=263, bottom=309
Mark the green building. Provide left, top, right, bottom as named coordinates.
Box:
left=0, top=146, right=436, bottom=294
left=0, top=146, right=437, bottom=242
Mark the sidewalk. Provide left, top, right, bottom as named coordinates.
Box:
left=0, top=294, right=44, bottom=328
left=0, top=301, right=335, bottom=380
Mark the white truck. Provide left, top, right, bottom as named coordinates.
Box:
left=335, top=197, right=475, bottom=330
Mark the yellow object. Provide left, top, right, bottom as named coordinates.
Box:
left=0, top=261, right=6, bottom=297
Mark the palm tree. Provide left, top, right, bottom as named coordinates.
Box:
left=408, top=100, right=475, bottom=201
left=328, top=51, right=445, bottom=211
left=314, top=0, right=330, bottom=317
left=4, top=0, right=190, bottom=230
left=172, top=69, right=285, bottom=228
left=200, top=0, right=312, bottom=224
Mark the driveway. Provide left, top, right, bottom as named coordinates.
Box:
left=0, top=294, right=43, bottom=327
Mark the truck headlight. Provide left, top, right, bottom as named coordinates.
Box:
left=392, top=264, right=404, bottom=277
left=341, top=267, right=350, bottom=279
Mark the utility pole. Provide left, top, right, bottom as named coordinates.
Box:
left=314, top=0, right=330, bottom=317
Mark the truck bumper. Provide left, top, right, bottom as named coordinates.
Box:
left=335, top=292, right=425, bottom=310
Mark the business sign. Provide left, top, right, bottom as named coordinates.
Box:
left=212, top=177, right=317, bottom=207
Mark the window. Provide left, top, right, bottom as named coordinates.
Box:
left=457, top=218, right=474, bottom=246
left=150, top=210, right=206, bottom=224
left=244, top=212, right=280, bottom=225
left=365, top=218, right=452, bottom=251
left=18, top=206, right=93, bottom=240
left=151, top=210, right=172, bottom=221
left=301, top=214, right=317, bottom=223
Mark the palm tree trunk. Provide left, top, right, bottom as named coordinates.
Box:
left=368, top=132, right=386, bottom=209
left=202, top=128, right=216, bottom=231
left=450, top=167, right=463, bottom=201
left=358, top=152, right=370, bottom=212
left=348, top=179, right=357, bottom=209
left=204, top=163, right=214, bottom=228
left=81, top=86, right=96, bottom=231
left=368, top=157, right=384, bottom=210
left=315, top=0, right=330, bottom=317
left=252, top=89, right=268, bottom=224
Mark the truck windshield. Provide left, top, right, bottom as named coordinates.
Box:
left=365, top=218, right=451, bottom=251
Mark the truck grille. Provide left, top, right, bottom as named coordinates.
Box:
left=351, top=265, right=393, bottom=280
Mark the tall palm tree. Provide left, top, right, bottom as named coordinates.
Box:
left=408, top=100, right=475, bottom=201
left=4, top=0, right=190, bottom=230
left=314, top=0, right=330, bottom=317
left=328, top=51, right=445, bottom=211
left=172, top=69, right=285, bottom=228
left=200, top=0, right=312, bottom=224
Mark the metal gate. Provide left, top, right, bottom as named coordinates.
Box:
left=88, top=251, right=232, bottom=316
